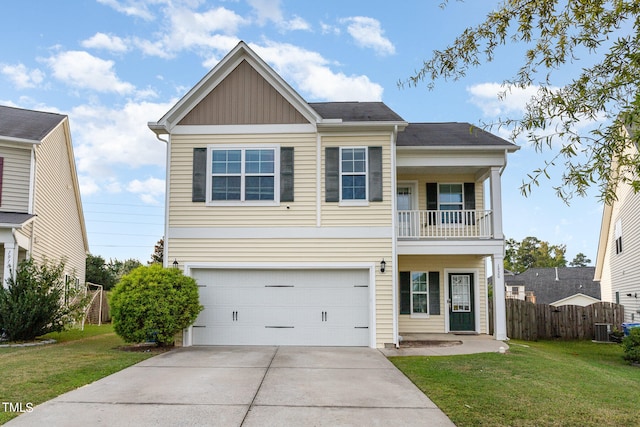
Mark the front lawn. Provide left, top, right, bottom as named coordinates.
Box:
left=390, top=340, right=640, bottom=426
left=0, top=324, right=160, bottom=425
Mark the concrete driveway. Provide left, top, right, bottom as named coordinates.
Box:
left=7, top=346, right=454, bottom=426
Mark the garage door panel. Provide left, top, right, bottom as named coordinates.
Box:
left=191, top=269, right=370, bottom=346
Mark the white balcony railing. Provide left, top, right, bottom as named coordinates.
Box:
left=397, top=210, right=493, bottom=239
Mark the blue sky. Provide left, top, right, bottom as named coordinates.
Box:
left=1, top=0, right=604, bottom=264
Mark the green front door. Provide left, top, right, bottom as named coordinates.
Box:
left=449, top=273, right=475, bottom=331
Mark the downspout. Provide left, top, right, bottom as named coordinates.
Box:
left=391, top=125, right=399, bottom=348
left=500, top=149, right=508, bottom=175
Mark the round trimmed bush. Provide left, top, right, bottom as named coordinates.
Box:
left=110, top=264, right=202, bottom=346
left=623, top=327, right=640, bottom=364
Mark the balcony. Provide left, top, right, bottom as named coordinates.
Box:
left=397, top=210, right=493, bottom=239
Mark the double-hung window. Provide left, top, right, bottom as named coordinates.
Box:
left=209, top=146, right=278, bottom=204
left=439, top=183, right=463, bottom=223
left=411, top=272, right=429, bottom=315
left=340, top=147, right=367, bottom=201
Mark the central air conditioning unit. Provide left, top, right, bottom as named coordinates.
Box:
left=594, top=323, right=611, bottom=342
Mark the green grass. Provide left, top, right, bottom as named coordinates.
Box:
left=0, top=324, right=158, bottom=425
left=390, top=340, right=640, bottom=427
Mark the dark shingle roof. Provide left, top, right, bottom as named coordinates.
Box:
left=0, top=105, right=65, bottom=142
left=0, top=212, right=36, bottom=227
left=309, top=102, right=405, bottom=122
left=397, top=122, right=516, bottom=148
left=505, top=267, right=600, bottom=305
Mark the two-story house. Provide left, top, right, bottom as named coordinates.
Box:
left=0, top=106, right=88, bottom=289
left=595, top=125, right=640, bottom=322
left=149, top=42, right=518, bottom=348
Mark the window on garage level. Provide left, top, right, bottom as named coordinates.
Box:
left=399, top=271, right=440, bottom=317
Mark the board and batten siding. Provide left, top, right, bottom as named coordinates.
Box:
left=28, top=122, right=86, bottom=282
left=398, top=255, right=487, bottom=334
left=320, top=133, right=394, bottom=227
left=170, top=237, right=394, bottom=347
left=178, top=60, right=309, bottom=126
left=169, top=133, right=317, bottom=228
left=0, top=145, right=32, bottom=212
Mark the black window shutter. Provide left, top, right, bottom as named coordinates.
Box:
left=400, top=272, right=411, bottom=315
left=428, top=271, right=440, bottom=315
left=325, top=147, right=339, bottom=202
left=192, top=148, right=207, bottom=202
left=368, top=146, right=383, bottom=202
left=280, top=147, right=294, bottom=202
left=464, top=182, right=476, bottom=225
left=426, top=183, right=438, bottom=225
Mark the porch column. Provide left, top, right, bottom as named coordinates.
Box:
left=489, top=167, right=503, bottom=239
left=3, top=242, right=17, bottom=288
left=492, top=253, right=507, bottom=340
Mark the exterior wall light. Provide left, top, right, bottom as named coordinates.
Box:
left=173, top=259, right=179, bottom=269
left=380, top=259, right=386, bottom=273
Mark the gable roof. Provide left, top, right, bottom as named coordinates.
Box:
left=0, top=212, right=36, bottom=228
left=149, top=41, right=322, bottom=133
left=505, top=267, right=601, bottom=305
left=397, top=122, right=519, bottom=151
left=0, top=105, right=66, bottom=144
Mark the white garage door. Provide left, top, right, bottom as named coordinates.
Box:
left=190, top=269, right=370, bottom=346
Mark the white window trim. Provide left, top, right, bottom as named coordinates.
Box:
left=438, top=182, right=465, bottom=226
left=206, top=144, right=280, bottom=206
left=410, top=271, right=430, bottom=318
left=339, top=146, right=369, bottom=206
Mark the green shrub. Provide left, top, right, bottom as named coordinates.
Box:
left=0, top=258, right=84, bottom=341
left=622, top=327, right=640, bottom=364
left=110, top=265, right=202, bottom=346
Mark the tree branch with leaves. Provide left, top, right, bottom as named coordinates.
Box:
left=402, top=0, right=640, bottom=203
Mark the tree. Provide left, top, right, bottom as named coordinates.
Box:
left=403, top=0, right=640, bottom=203
left=569, top=253, right=592, bottom=267
left=85, top=254, right=116, bottom=289
left=0, top=259, right=85, bottom=341
left=110, top=265, right=202, bottom=346
left=149, top=237, right=164, bottom=265
left=108, top=258, right=143, bottom=283
left=504, top=237, right=567, bottom=273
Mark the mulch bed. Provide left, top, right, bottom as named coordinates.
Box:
left=400, top=340, right=463, bottom=348
left=115, top=342, right=175, bottom=354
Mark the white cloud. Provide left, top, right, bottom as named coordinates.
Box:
left=96, top=0, right=156, bottom=21
left=320, top=22, right=340, bottom=36
left=78, top=175, right=101, bottom=196
left=341, top=16, right=395, bottom=56
left=467, top=82, right=540, bottom=117
left=1, top=63, right=45, bottom=89
left=253, top=41, right=383, bottom=101
left=46, top=51, right=135, bottom=94
left=127, top=177, right=165, bottom=204
left=82, top=33, right=130, bottom=53
left=70, top=100, right=172, bottom=183
left=247, top=0, right=309, bottom=31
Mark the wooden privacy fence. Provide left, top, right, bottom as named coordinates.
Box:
left=489, top=300, right=624, bottom=341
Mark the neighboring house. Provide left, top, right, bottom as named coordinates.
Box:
left=595, top=126, right=640, bottom=322
left=149, top=41, right=519, bottom=348
left=0, top=105, right=88, bottom=291
left=504, top=267, right=601, bottom=307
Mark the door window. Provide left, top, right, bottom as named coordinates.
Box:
left=451, top=274, right=471, bottom=312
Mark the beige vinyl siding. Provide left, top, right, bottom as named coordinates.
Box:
left=397, top=172, right=484, bottom=211
left=169, top=237, right=394, bottom=347
left=170, top=132, right=317, bottom=228
left=0, top=145, right=32, bottom=212
left=30, top=121, right=86, bottom=282
left=179, top=60, right=309, bottom=126
left=398, top=254, right=487, bottom=334
left=320, top=133, right=393, bottom=226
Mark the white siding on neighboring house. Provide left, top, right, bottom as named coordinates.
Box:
left=0, top=145, right=32, bottom=212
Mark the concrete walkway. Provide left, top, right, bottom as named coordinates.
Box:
left=381, top=333, right=509, bottom=357
left=7, top=346, right=455, bottom=427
